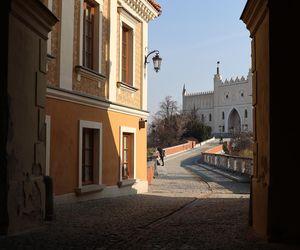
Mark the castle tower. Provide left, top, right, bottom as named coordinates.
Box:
left=214, top=61, right=222, bottom=89
left=182, top=84, right=186, bottom=96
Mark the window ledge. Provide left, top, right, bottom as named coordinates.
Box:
left=117, top=81, right=138, bottom=93
left=75, top=184, right=106, bottom=195
left=117, top=179, right=136, bottom=188
left=75, top=65, right=106, bottom=83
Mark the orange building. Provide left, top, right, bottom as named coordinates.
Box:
left=43, top=0, right=161, bottom=203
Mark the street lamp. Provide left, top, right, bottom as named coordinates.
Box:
left=144, top=50, right=162, bottom=72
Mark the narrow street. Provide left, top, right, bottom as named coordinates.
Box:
left=0, top=142, right=296, bottom=250
left=150, top=139, right=250, bottom=197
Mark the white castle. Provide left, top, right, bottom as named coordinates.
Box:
left=182, top=63, right=252, bottom=135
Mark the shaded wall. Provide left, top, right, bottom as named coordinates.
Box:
left=0, top=0, right=10, bottom=235
left=0, top=0, right=57, bottom=235
left=241, top=0, right=300, bottom=243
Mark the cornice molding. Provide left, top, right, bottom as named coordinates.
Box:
left=11, top=0, right=59, bottom=39
left=240, top=0, right=268, bottom=37
left=46, top=87, right=149, bottom=118
left=119, top=0, right=160, bottom=22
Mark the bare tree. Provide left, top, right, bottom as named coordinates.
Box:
left=156, top=96, right=178, bottom=120
left=148, top=96, right=185, bottom=148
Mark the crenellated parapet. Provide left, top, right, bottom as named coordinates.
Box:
left=184, top=90, right=214, bottom=97
left=221, top=75, right=248, bottom=85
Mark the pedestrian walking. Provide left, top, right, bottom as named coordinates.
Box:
left=157, top=147, right=165, bottom=166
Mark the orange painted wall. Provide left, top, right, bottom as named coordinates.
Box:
left=45, top=97, right=147, bottom=195
left=107, top=111, right=147, bottom=181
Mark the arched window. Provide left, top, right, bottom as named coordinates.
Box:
left=245, top=109, right=248, bottom=118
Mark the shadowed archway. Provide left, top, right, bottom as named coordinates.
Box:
left=228, top=108, right=241, bottom=134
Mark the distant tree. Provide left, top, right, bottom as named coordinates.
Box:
left=148, top=96, right=185, bottom=148
left=182, top=107, right=212, bottom=142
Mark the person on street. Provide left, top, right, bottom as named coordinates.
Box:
left=157, top=147, right=165, bottom=166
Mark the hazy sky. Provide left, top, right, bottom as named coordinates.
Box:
left=147, top=0, right=250, bottom=120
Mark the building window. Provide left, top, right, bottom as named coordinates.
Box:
left=222, top=126, right=225, bottom=132
left=83, top=0, right=95, bottom=69
left=122, top=133, right=132, bottom=179
left=79, top=120, right=102, bottom=188
left=121, top=24, right=133, bottom=85
left=209, top=113, right=212, bottom=121
left=82, top=128, right=94, bottom=185
left=119, top=126, right=136, bottom=183
left=222, top=112, right=225, bottom=120
left=201, top=114, right=205, bottom=122
left=245, top=109, right=248, bottom=118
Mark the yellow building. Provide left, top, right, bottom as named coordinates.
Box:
left=43, top=0, right=161, bottom=202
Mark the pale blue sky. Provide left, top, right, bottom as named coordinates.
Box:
left=147, top=0, right=250, bottom=119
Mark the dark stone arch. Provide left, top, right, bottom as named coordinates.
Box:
left=228, top=108, right=241, bottom=134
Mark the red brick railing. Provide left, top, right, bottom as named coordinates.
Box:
left=163, top=140, right=197, bottom=157
left=205, top=144, right=223, bottom=154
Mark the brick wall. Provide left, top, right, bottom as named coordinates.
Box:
left=163, top=141, right=196, bottom=157
left=205, top=144, right=223, bottom=154
left=47, top=0, right=60, bottom=87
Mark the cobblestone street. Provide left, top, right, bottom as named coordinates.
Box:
left=0, top=144, right=297, bottom=250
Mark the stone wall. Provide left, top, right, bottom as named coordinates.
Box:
left=1, top=0, right=57, bottom=235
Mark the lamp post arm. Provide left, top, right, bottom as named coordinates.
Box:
left=145, top=50, right=159, bottom=64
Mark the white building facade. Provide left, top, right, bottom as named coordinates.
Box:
left=182, top=67, right=252, bottom=135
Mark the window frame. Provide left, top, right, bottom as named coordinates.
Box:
left=121, top=24, right=133, bottom=84
left=82, top=0, right=95, bottom=69
left=82, top=128, right=95, bottom=185
left=119, top=126, right=136, bottom=182
left=78, top=120, right=103, bottom=188
left=79, top=0, right=103, bottom=73
left=119, top=10, right=137, bottom=87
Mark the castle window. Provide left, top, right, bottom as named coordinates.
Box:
left=222, top=112, right=225, bottom=120
left=201, top=114, right=205, bottom=122
left=209, top=113, right=212, bottom=121
left=245, top=109, right=248, bottom=118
